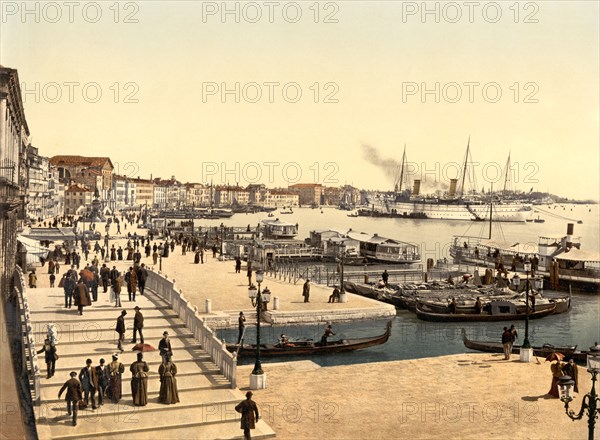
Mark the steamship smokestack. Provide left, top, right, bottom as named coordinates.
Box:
left=449, top=179, right=458, bottom=197
left=566, top=223, right=574, bottom=249
left=412, top=180, right=421, bottom=196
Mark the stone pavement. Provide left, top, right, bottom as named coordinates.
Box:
left=27, top=286, right=275, bottom=440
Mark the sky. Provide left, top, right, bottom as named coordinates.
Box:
left=1, top=1, right=599, bottom=199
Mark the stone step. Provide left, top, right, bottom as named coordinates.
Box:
left=51, top=418, right=276, bottom=440
left=39, top=395, right=251, bottom=439
left=33, top=328, right=195, bottom=346
left=32, top=322, right=187, bottom=336
left=29, top=308, right=178, bottom=322
left=45, top=341, right=205, bottom=360
left=40, top=366, right=227, bottom=390
left=43, top=381, right=233, bottom=404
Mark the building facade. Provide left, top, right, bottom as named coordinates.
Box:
left=49, top=155, right=114, bottom=191
left=64, top=184, right=93, bottom=215
left=288, top=183, right=324, bottom=206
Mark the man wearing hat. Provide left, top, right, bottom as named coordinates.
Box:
left=96, top=358, right=110, bottom=406
left=158, top=331, right=172, bottom=362
left=235, top=391, right=260, bottom=440
left=115, top=310, right=127, bottom=351
left=132, top=306, right=144, bottom=344
left=58, top=371, right=83, bottom=426
left=79, top=358, right=98, bottom=410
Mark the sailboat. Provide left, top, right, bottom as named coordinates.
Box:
left=365, top=140, right=533, bottom=222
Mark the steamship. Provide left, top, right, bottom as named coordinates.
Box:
left=365, top=142, right=532, bottom=222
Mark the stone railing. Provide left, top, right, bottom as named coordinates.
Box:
left=145, top=270, right=237, bottom=388
left=13, top=266, right=41, bottom=405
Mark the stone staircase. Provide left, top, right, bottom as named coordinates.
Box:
left=28, top=288, right=275, bottom=440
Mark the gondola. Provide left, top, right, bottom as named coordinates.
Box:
left=227, top=321, right=392, bottom=357
left=415, top=302, right=556, bottom=322
left=460, top=329, right=588, bottom=365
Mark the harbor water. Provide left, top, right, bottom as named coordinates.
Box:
left=190, top=203, right=599, bottom=366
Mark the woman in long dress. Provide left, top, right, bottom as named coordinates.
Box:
left=130, top=352, right=149, bottom=406
left=108, top=354, right=125, bottom=403
left=158, top=354, right=179, bottom=404
left=548, top=360, right=564, bottom=398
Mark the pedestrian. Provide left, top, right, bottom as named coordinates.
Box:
left=37, top=338, right=57, bottom=378
left=28, top=269, right=37, bottom=288
left=96, top=358, right=110, bottom=406
left=547, top=358, right=564, bottom=398
left=501, top=327, right=512, bottom=360
left=91, top=271, right=99, bottom=302
left=320, top=324, right=335, bottom=346
left=247, top=264, right=253, bottom=287
left=382, top=269, right=389, bottom=286
left=159, top=331, right=172, bottom=362
left=63, top=273, right=75, bottom=308
left=235, top=391, right=260, bottom=440
left=49, top=273, right=56, bottom=288
left=132, top=306, right=144, bottom=344
left=200, top=247, right=204, bottom=263
left=302, top=279, right=310, bottom=303
left=235, top=257, right=242, bottom=273
left=79, top=358, right=98, bottom=410
left=116, top=310, right=127, bottom=351
left=108, top=354, right=125, bottom=403
left=562, top=356, right=579, bottom=393
left=125, top=267, right=137, bottom=302
left=113, top=272, right=122, bottom=307
left=152, top=250, right=159, bottom=265
left=509, top=325, right=518, bottom=353
left=194, top=251, right=200, bottom=264
left=130, top=352, right=149, bottom=406
left=74, top=278, right=92, bottom=316
left=55, top=261, right=60, bottom=274
left=237, top=312, right=246, bottom=344
left=328, top=286, right=340, bottom=303
left=158, top=353, right=179, bottom=404
left=58, top=372, right=83, bottom=426
left=100, top=264, right=110, bottom=293
left=137, top=263, right=148, bottom=295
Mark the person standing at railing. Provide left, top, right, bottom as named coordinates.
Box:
left=237, top=312, right=246, bottom=345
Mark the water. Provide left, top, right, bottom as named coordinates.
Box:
left=192, top=203, right=599, bottom=366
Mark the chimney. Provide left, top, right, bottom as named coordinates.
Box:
left=449, top=179, right=458, bottom=197
left=566, top=223, right=574, bottom=249
left=412, top=180, right=421, bottom=196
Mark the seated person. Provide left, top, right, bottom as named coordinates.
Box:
left=328, top=286, right=341, bottom=303
left=474, top=297, right=483, bottom=314
left=278, top=334, right=294, bottom=348
left=377, top=279, right=386, bottom=288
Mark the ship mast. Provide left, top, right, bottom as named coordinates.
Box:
left=458, top=137, right=471, bottom=198
left=502, top=152, right=511, bottom=194
left=394, top=144, right=407, bottom=193
left=489, top=183, right=493, bottom=239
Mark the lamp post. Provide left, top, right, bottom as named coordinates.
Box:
left=339, top=242, right=347, bottom=303
left=522, top=259, right=532, bottom=349
left=248, top=269, right=269, bottom=389
left=559, top=342, right=600, bottom=440
left=158, top=243, right=164, bottom=271
left=219, top=222, right=225, bottom=261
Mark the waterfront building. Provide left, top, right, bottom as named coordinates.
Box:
left=263, top=188, right=299, bottom=208
left=185, top=182, right=211, bottom=207
left=289, top=183, right=324, bottom=206
left=25, top=146, right=51, bottom=221
left=132, top=177, right=154, bottom=208
left=49, top=155, right=114, bottom=191
left=64, top=184, right=93, bottom=215
left=215, top=185, right=250, bottom=207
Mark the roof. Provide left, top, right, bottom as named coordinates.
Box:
left=554, top=248, right=600, bottom=263
left=288, top=183, right=324, bottom=188
left=66, top=184, right=92, bottom=192
left=346, top=230, right=414, bottom=247
left=261, top=219, right=296, bottom=227
left=49, top=155, right=114, bottom=169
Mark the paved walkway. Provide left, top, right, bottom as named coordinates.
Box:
left=28, top=286, right=275, bottom=440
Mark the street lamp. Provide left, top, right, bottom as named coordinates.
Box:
left=219, top=222, right=225, bottom=260
left=248, top=269, right=269, bottom=389
left=339, top=242, right=346, bottom=295
left=522, top=259, right=532, bottom=349
left=559, top=342, right=600, bottom=440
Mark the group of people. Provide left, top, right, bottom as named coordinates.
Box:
left=57, top=351, right=180, bottom=426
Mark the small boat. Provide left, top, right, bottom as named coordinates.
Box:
left=533, top=216, right=545, bottom=223
left=526, top=219, right=534, bottom=222
left=415, top=301, right=556, bottom=322
left=227, top=321, right=392, bottom=357
left=347, top=212, right=359, bottom=218
left=460, top=329, right=587, bottom=365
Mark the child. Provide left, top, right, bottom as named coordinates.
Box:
left=50, top=273, right=56, bottom=288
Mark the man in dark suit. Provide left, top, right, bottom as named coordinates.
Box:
left=132, top=306, right=144, bottom=343
left=79, top=358, right=99, bottom=410
left=100, top=264, right=110, bottom=293
left=58, top=371, right=83, bottom=426
left=137, top=264, right=148, bottom=295
left=235, top=391, right=260, bottom=440
left=96, top=358, right=110, bottom=406
left=116, top=310, right=127, bottom=351
left=158, top=331, right=172, bottom=362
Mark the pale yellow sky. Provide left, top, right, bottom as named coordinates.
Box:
left=1, top=1, right=598, bottom=199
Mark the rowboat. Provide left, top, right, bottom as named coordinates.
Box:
left=415, top=301, right=556, bottom=322
left=460, top=329, right=587, bottom=365
left=227, top=321, right=392, bottom=357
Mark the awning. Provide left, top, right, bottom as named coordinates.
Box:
left=554, top=248, right=600, bottom=263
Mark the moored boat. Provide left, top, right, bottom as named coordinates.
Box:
left=227, top=321, right=392, bottom=357
left=415, top=301, right=556, bottom=322
left=460, top=329, right=587, bottom=365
